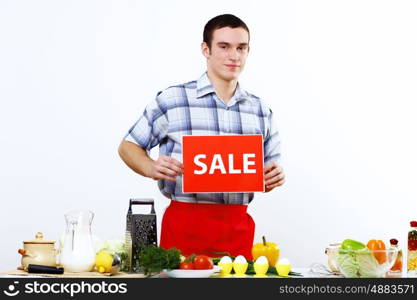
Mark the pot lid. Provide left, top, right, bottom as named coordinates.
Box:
left=23, top=232, right=55, bottom=244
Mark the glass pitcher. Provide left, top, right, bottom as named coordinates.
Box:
left=60, top=210, right=95, bottom=272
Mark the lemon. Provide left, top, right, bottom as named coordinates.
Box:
left=95, top=251, right=113, bottom=273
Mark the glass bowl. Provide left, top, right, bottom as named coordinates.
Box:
left=325, top=248, right=398, bottom=278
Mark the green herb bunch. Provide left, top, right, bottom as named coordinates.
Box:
left=136, top=245, right=181, bottom=275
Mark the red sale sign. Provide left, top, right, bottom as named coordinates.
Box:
left=182, top=135, right=264, bottom=193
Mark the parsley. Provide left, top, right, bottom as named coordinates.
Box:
left=136, top=245, right=181, bottom=275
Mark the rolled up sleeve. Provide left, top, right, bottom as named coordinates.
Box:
left=124, top=93, right=169, bottom=151
left=263, top=110, right=281, bottom=165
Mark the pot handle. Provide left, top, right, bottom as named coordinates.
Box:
left=18, top=249, right=36, bottom=257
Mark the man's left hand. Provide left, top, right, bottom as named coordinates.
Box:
left=263, top=162, right=285, bottom=192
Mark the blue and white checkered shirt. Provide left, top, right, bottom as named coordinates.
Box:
left=124, top=72, right=281, bottom=205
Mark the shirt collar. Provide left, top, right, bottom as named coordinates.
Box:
left=196, top=72, right=215, bottom=98
left=196, top=72, right=253, bottom=104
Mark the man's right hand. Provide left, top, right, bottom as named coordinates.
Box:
left=118, top=141, right=183, bottom=182
left=148, top=155, right=184, bottom=182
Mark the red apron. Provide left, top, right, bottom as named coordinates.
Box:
left=160, top=200, right=255, bottom=259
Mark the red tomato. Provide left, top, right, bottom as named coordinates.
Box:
left=179, top=262, right=194, bottom=270
left=193, top=255, right=213, bottom=270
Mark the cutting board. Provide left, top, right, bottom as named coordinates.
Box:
left=1, top=269, right=148, bottom=278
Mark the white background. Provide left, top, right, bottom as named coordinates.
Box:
left=1, top=0, right=416, bottom=271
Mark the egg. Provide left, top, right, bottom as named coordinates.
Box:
left=218, top=256, right=233, bottom=276
left=254, top=256, right=269, bottom=277
left=234, top=255, right=247, bottom=264
left=255, top=256, right=268, bottom=265
left=278, top=258, right=290, bottom=265
left=276, top=258, right=291, bottom=277
left=233, top=255, right=248, bottom=276
left=219, top=256, right=232, bottom=264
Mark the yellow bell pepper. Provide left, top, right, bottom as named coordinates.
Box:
left=252, top=236, right=280, bottom=267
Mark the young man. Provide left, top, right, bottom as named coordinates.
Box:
left=118, top=14, right=285, bottom=259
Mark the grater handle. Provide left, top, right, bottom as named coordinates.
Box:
left=129, top=198, right=155, bottom=214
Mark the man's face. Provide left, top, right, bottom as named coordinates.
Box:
left=202, top=27, right=249, bottom=82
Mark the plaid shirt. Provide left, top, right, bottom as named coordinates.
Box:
left=124, top=72, right=281, bottom=205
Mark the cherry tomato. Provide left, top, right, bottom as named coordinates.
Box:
left=193, top=255, right=214, bottom=270
left=179, top=262, right=194, bottom=270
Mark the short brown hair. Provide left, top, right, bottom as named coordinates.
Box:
left=203, top=14, right=250, bottom=48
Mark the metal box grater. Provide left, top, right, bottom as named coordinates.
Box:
left=125, top=198, right=158, bottom=272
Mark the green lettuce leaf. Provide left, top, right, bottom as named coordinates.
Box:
left=99, top=238, right=126, bottom=255
left=336, top=248, right=383, bottom=278
left=336, top=252, right=360, bottom=278
left=356, top=249, right=382, bottom=278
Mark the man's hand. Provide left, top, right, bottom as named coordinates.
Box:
left=263, top=162, right=285, bottom=192
left=148, top=155, right=184, bottom=182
